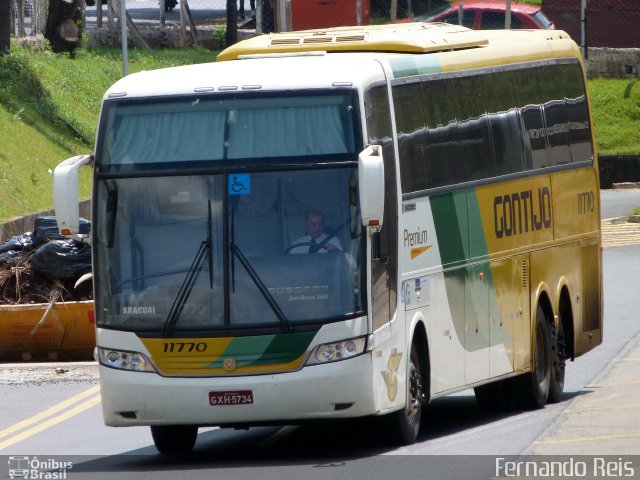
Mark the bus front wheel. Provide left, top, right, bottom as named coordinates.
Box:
left=151, top=425, right=198, bottom=454
left=385, top=342, right=424, bottom=445
left=517, top=304, right=551, bottom=409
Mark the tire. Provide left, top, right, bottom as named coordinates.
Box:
left=151, top=425, right=198, bottom=454
left=516, top=304, right=551, bottom=409
left=548, top=316, right=566, bottom=403
left=385, top=342, right=424, bottom=445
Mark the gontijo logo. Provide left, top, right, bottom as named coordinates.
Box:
left=493, top=186, right=552, bottom=239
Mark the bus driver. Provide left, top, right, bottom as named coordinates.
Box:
left=288, top=209, right=343, bottom=254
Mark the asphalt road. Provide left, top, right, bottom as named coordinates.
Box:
left=1, top=189, right=640, bottom=480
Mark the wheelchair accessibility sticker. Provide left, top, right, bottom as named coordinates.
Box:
left=228, top=174, right=251, bottom=195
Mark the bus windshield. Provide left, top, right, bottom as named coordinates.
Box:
left=94, top=168, right=365, bottom=333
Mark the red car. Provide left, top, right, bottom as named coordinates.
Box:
left=406, top=1, right=554, bottom=30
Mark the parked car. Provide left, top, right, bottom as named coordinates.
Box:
left=403, top=1, right=554, bottom=30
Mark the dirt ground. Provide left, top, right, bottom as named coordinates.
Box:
left=0, top=361, right=99, bottom=385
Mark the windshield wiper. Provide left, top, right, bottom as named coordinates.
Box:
left=105, top=180, right=118, bottom=248
left=162, top=201, right=212, bottom=337
left=230, top=242, right=292, bottom=332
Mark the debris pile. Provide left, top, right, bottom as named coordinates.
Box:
left=0, top=217, right=92, bottom=305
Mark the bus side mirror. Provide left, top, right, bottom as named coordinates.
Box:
left=53, top=154, right=93, bottom=236
left=358, top=145, right=385, bottom=230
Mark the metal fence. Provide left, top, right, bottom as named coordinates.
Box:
left=8, top=0, right=640, bottom=51
left=6, top=0, right=481, bottom=45
left=11, top=0, right=46, bottom=37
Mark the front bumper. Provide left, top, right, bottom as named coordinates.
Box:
left=100, top=352, right=376, bottom=427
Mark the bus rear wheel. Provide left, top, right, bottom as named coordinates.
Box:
left=548, top=317, right=566, bottom=403
left=151, top=425, right=198, bottom=454
left=385, top=342, right=424, bottom=445
left=517, top=304, right=551, bottom=409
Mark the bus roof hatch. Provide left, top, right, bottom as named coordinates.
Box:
left=217, top=23, right=489, bottom=61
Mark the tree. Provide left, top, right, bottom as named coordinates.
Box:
left=225, top=0, right=238, bottom=47
left=0, top=0, right=10, bottom=54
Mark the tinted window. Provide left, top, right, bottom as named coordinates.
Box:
left=480, top=11, right=523, bottom=29
left=521, top=104, right=548, bottom=169
left=394, top=61, right=593, bottom=194
left=364, top=84, right=399, bottom=324
left=566, top=95, right=593, bottom=163
left=452, top=75, right=493, bottom=182
left=543, top=100, right=571, bottom=166
left=422, top=79, right=462, bottom=189
left=392, top=82, right=430, bottom=191
left=489, top=109, right=526, bottom=175
left=441, top=10, right=475, bottom=27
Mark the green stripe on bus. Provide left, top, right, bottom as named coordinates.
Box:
left=208, top=335, right=274, bottom=367
left=208, top=331, right=317, bottom=368
left=467, top=189, right=490, bottom=261
left=389, top=56, right=441, bottom=79
left=430, top=191, right=468, bottom=266
left=255, top=330, right=318, bottom=365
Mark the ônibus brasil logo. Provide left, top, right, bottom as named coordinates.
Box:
left=7, top=456, right=73, bottom=479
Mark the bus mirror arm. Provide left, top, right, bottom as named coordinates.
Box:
left=53, top=154, right=93, bottom=238
left=358, top=145, right=385, bottom=231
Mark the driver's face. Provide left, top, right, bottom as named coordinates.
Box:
left=306, top=214, right=324, bottom=239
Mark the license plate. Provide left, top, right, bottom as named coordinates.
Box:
left=209, top=390, right=253, bottom=406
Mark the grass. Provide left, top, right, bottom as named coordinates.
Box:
left=6, top=46, right=216, bottom=146
left=587, top=78, right=640, bottom=156
left=0, top=42, right=637, bottom=222
left=0, top=44, right=214, bottom=222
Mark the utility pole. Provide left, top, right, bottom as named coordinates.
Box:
left=121, top=0, right=128, bottom=76
left=226, top=0, right=237, bottom=47
left=0, top=0, right=11, bottom=54
left=581, top=0, right=588, bottom=65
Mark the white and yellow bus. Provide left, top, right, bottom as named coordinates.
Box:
left=53, top=22, right=602, bottom=453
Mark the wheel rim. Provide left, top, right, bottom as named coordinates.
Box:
left=406, top=357, right=422, bottom=423
left=535, top=322, right=547, bottom=384
left=552, top=323, right=566, bottom=381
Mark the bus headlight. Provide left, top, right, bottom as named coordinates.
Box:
left=306, top=337, right=367, bottom=365
left=98, top=348, right=157, bottom=373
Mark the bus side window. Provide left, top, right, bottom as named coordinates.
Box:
left=489, top=108, right=525, bottom=176
left=566, top=94, right=593, bottom=163
left=521, top=104, right=548, bottom=170
left=543, top=99, right=572, bottom=166
left=421, top=78, right=461, bottom=190
left=393, top=81, right=428, bottom=193
left=365, top=83, right=398, bottom=326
